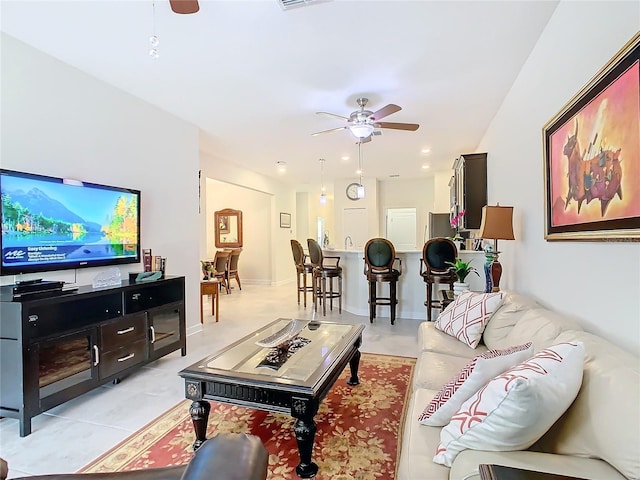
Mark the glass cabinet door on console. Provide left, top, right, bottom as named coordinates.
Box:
left=33, top=328, right=99, bottom=412
left=148, top=303, right=185, bottom=360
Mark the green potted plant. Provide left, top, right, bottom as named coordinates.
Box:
left=445, top=258, right=479, bottom=295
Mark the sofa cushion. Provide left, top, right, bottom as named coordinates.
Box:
left=435, top=291, right=505, bottom=348
left=418, top=322, right=488, bottom=358
left=503, top=306, right=583, bottom=352
left=533, top=330, right=640, bottom=480
left=433, top=342, right=585, bottom=467
left=418, top=343, right=533, bottom=426
left=413, top=352, right=471, bottom=391
left=396, top=388, right=452, bottom=480
left=482, top=292, right=539, bottom=350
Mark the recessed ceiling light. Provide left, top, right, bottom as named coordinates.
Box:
left=422, top=164, right=430, bottom=169
left=356, top=169, right=362, bottom=175
left=421, top=148, right=431, bottom=154
left=341, top=155, right=350, bottom=161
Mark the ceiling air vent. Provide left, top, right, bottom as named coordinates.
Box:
left=277, top=0, right=331, bottom=10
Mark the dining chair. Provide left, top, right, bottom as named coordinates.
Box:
left=225, top=249, right=242, bottom=291
left=212, top=250, right=231, bottom=294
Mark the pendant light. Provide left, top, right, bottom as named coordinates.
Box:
left=319, top=158, right=327, bottom=205
left=149, top=0, right=160, bottom=59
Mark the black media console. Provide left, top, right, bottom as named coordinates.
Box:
left=0, top=276, right=186, bottom=436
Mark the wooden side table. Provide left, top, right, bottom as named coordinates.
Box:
left=200, top=280, right=219, bottom=323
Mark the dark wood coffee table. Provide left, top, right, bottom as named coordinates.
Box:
left=179, top=319, right=364, bottom=478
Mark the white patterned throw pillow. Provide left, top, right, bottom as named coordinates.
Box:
left=418, top=342, right=533, bottom=426
left=433, top=342, right=585, bottom=467
left=435, top=291, right=505, bottom=348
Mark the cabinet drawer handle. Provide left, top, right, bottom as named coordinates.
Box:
left=93, top=345, right=100, bottom=366
left=117, top=327, right=135, bottom=335
left=150, top=325, right=156, bottom=343
left=117, top=353, right=135, bottom=362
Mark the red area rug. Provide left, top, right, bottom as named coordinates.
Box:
left=80, top=353, right=415, bottom=480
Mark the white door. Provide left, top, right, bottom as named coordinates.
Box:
left=386, top=208, right=417, bottom=250
left=342, top=208, right=368, bottom=250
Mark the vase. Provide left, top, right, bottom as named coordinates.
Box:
left=453, top=281, right=469, bottom=297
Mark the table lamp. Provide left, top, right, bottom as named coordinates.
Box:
left=478, top=205, right=515, bottom=292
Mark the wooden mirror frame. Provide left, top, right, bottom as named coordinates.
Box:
left=214, top=208, right=243, bottom=248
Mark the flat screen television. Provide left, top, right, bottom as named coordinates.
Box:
left=1, top=169, right=141, bottom=276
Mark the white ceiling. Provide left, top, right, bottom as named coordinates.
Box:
left=1, top=0, right=558, bottom=188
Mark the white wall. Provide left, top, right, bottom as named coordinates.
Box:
left=199, top=152, right=297, bottom=285
left=1, top=34, right=201, bottom=330
left=477, top=2, right=640, bottom=354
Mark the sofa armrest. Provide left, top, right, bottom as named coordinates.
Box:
left=6, top=434, right=268, bottom=480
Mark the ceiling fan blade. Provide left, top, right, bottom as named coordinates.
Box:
left=169, top=0, right=200, bottom=14
left=316, top=111, right=350, bottom=121
left=311, top=126, right=348, bottom=136
left=370, top=104, right=401, bottom=121
left=376, top=121, right=420, bottom=131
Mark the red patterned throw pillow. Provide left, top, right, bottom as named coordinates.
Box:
left=418, top=342, right=533, bottom=426
left=435, top=291, right=505, bottom=348
left=433, top=342, right=585, bottom=467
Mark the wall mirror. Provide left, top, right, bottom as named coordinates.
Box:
left=215, top=208, right=243, bottom=248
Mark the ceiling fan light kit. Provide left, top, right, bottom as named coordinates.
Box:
left=349, top=123, right=374, bottom=139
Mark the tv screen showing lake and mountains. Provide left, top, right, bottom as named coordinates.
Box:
left=1, top=171, right=139, bottom=272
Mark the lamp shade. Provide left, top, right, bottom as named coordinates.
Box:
left=479, top=205, right=515, bottom=240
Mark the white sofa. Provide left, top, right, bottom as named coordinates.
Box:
left=397, top=292, right=640, bottom=480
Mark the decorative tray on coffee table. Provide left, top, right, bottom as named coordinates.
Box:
left=255, top=319, right=309, bottom=348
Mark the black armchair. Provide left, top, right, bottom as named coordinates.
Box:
left=2, top=434, right=268, bottom=480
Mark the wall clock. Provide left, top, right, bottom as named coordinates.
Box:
left=346, top=182, right=361, bottom=201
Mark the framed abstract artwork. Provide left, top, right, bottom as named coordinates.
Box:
left=542, top=32, right=640, bottom=241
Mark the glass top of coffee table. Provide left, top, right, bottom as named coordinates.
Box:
left=185, top=319, right=363, bottom=385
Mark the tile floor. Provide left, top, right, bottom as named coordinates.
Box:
left=0, top=282, right=422, bottom=478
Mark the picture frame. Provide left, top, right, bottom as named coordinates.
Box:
left=542, top=32, right=640, bottom=241
left=280, top=212, right=291, bottom=228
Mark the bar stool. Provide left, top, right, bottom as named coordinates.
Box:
left=420, top=237, right=457, bottom=321
left=200, top=279, right=219, bottom=323
left=307, top=238, right=342, bottom=316
left=363, top=238, right=402, bottom=325
left=290, top=239, right=314, bottom=307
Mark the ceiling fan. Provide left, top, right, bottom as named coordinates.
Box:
left=169, top=0, right=199, bottom=14
left=312, top=97, right=419, bottom=142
